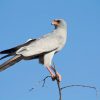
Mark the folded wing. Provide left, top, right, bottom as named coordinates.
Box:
left=16, top=34, right=60, bottom=57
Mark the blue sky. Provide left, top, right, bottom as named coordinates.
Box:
left=0, top=0, right=100, bottom=100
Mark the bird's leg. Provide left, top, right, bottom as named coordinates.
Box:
left=46, top=67, right=56, bottom=81
left=50, top=66, right=62, bottom=82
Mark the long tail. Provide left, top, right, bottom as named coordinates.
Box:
left=0, top=54, right=11, bottom=60
left=0, top=47, right=19, bottom=60
left=0, top=55, right=23, bottom=72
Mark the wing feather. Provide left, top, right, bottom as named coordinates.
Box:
left=0, top=55, right=23, bottom=72
left=16, top=34, right=59, bottom=57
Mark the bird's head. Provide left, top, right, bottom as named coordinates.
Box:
left=51, top=19, right=67, bottom=29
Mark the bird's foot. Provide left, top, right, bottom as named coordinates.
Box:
left=56, top=73, right=62, bottom=82
left=51, top=74, right=57, bottom=81
left=51, top=73, right=62, bottom=82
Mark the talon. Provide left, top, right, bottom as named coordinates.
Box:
left=51, top=75, right=56, bottom=81
left=56, top=73, right=62, bottom=82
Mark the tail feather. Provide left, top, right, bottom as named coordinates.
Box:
left=0, top=47, right=18, bottom=54
left=0, top=39, right=37, bottom=54
left=0, top=55, right=23, bottom=72
left=0, top=54, right=10, bottom=60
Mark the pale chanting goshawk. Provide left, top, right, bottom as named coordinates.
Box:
left=0, top=19, right=67, bottom=81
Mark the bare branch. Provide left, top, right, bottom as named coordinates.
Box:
left=52, top=63, right=98, bottom=100
left=29, top=76, right=51, bottom=92
left=53, top=63, right=62, bottom=100
left=29, top=63, right=98, bottom=100
left=61, top=84, right=98, bottom=97
left=29, top=88, right=34, bottom=92
left=41, top=76, right=51, bottom=87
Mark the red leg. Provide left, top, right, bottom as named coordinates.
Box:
left=46, top=67, right=56, bottom=81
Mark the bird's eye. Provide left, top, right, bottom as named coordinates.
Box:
left=56, top=20, right=60, bottom=23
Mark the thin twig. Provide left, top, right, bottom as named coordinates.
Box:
left=29, top=88, right=34, bottom=92
left=52, top=63, right=98, bottom=100
left=29, top=76, right=51, bottom=92
left=41, top=76, right=51, bottom=87
left=29, top=63, right=98, bottom=100
left=53, top=63, right=62, bottom=100
left=61, top=84, right=98, bottom=97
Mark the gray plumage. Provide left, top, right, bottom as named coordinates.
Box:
left=0, top=19, right=67, bottom=72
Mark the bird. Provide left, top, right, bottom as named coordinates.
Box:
left=0, top=19, right=67, bottom=81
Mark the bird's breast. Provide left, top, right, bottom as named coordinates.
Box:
left=56, top=29, right=67, bottom=51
